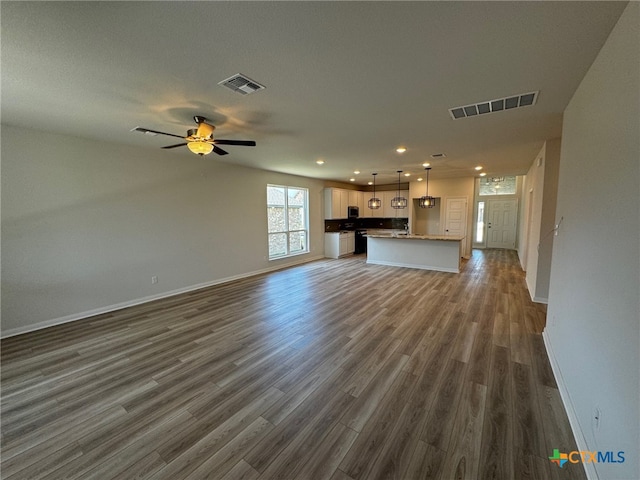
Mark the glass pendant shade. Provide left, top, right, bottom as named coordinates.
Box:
left=391, top=196, right=408, bottom=208
left=419, top=196, right=436, bottom=208
left=419, top=166, right=435, bottom=208
left=368, top=173, right=381, bottom=209
left=391, top=170, right=407, bottom=209
left=187, top=141, right=214, bottom=155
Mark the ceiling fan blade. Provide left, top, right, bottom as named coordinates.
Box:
left=212, top=145, right=229, bottom=155
left=161, top=143, right=188, bottom=149
left=213, top=139, right=256, bottom=146
left=132, top=127, right=185, bottom=139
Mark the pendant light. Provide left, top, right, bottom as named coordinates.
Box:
left=419, top=167, right=435, bottom=208
left=368, top=173, right=381, bottom=209
left=391, top=170, right=407, bottom=209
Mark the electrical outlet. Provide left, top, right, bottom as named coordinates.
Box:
left=151, top=276, right=158, bottom=284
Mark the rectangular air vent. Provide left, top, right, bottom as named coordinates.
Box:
left=449, top=91, right=538, bottom=120
left=218, top=73, right=265, bottom=95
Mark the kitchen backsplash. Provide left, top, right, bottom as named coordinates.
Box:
left=324, top=218, right=408, bottom=232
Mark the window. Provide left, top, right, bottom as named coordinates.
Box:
left=476, top=201, right=485, bottom=243
left=267, top=185, right=309, bottom=259
left=479, top=175, right=517, bottom=195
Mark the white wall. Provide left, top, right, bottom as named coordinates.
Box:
left=536, top=138, right=560, bottom=301
left=521, top=138, right=560, bottom=303
left=545, top=4, right=639, bottom=480
left=1, top=126, right=326, bottom=336
left=523, top=147, right=545, bottom=294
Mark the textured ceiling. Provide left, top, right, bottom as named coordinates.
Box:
left=1, top=1, right=627, bottom=185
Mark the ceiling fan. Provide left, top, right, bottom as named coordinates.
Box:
left=132, top=116, right=256, bottom=156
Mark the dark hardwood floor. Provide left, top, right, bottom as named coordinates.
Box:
left=1, top=249, right=586, bottom=479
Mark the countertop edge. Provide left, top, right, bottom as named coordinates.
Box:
left=366, top=234, right=465, bottom=242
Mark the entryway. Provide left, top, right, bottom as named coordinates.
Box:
left=486, top=199, right=518, bottom=249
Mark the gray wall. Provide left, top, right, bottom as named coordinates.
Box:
left=546, top=3, right=639, bottom=479
left=1, top=126, right=326, bottom=336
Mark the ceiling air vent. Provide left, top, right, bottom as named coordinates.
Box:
left=218, top=73, right=265, bottom=95
left=449, top=91, right=538, bottom=120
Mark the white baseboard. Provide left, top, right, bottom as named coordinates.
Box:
left=524, top=277, right=548, bottom=304
left=1, top=255, right=324, bottom=339
left=542, top=331, right=597, bottom=480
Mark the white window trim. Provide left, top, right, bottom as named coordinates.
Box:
left=267, top=185, right=309, bottom=260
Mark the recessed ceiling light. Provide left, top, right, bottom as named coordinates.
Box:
left=354, top=170, right=360, bottom=174
left=422, top=162, right=431, bottom=167
left=349, top=178, right=355, bottom=182
left=316, top=159, right=325, bottom=165
left=417, top=178, right=424, bottom=182
left=396, top=146, right=407, bottom=153
left=404, top=172, right=411, bottom=177
left=367, top=181, right=373, bottom=185
left=475, top=166, right=483, bottom=171
left=479, top=172, right=487, bottom=177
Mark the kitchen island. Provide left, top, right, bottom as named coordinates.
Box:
left=366, top=233, right=465, bottom=273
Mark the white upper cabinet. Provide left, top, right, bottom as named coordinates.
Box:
left=348, top=190, right=359, bottom=209
left=356, top=191, right=365, bottom=213
left=324, top=188, right=350, bottom=219
left=325, top=188, right=408, bottom=219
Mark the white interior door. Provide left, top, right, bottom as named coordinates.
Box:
left=487, top=199, right=518, bottom=249
left=444, top=197, right=467, bottom=235
left=444, top=197, right=468, bottom=256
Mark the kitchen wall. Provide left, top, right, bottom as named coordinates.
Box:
left=412, top=198, right=441, bottom=236
left=409, top=176, right=475, bottom=256
left=1, top=126, right=326, bottom=336
left=545, top=3, right=639, bottom=479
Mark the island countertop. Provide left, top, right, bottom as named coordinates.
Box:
left=366, top=234, right=464, bottom=273
left=366, top=233, right=465, bottom=242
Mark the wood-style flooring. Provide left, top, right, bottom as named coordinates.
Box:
left=1, top=249, right=586, bottom=480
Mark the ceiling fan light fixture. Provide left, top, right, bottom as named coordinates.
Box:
left=187, top=141, right=214, bottom=156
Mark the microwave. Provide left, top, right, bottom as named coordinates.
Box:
left=347, top=206, right=359, bottom=218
